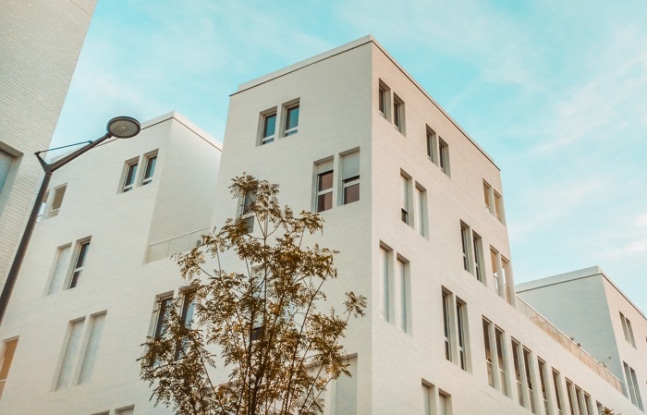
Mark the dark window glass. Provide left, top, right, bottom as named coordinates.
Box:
left=284, top=106, right=299, bottom=136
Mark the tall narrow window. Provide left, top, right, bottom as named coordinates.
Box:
left=393, top=94, right=405, bottom=133
left=283, top=103, right=299, bottom=136
left=426, top=126, right=438, bottom=164
left=494, top=191, right=505, bottom=223
left=439, top=391, right=452, bottom=415
left=483, top=181, right=493, bottom=213
left=483, top=319, right=495, bottom=387
left=177, top=291, right=196, bottom=358
left=316, top=170, right=333, bottom=212
left=115, top=406, right=135, bottom=415
left=415, top=183, right=428, bottom=238
left=460, top=223, right=471, bottom=272
left=239, top=188, right=257, bottom=233
left=490, top=248, right=503, bottom=297
left=142, top=153, right=157, bottom=185
left=439, top=138, right=450, bottom=176
left=401, top=173, right=412, bottom=225
left=77, top=313, right=106, bottom=384
left=56, top=318, right=85, bottom=390
left=260, top=111, right=277, bottom=144
left=456, top=300, right=468, bottom=370
left=0, top=149, right=14, bottom=195
left=538, top=359, right=551, bottom=415
left=552, top=370, right=565, bottom=415
left=495, top=327, right=508, bottom=396
left=619, top=312, right=636, bottom=347
left=341, top=151, right=360, bottom=205
left=396, top=258, right=410, bottom=333
left=512, top=340, right=525, bottom=407
left=523, top=348, right=538, bottom=414
left=624, top=362, right=643, bottom=409
left=565, top=380, right=576, bottom=415
left=380, top=246, right=393, bottom=323
left=48, top=184, right=67, bottom=218
left=378, top=80, right=391, bottom=120
left=154, top=296, right=174, bottom=340
left=48, top=244, right=72, bottom=294
left=472, top=232, right=484, bottom=282
left=122, top=160, right=138, bottom=192
left=502, top=257, right=513, bottom=305
left=442, top=291, right=452, bottom=361
left=68, top=240, right=90, bottom=289
left=422, top=382, right=435, bottom=415
left=0, top=338, right=18, bottom=399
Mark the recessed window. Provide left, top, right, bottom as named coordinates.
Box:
left=47, top=244, right=72, bottom=294
left=380, top=245, right=393, bottom=323
left=260, top=111, right=277, bottom=145
left=283, top=103, right=299, bottom=137
left=426, top=126, right=438, bottom=164
left=48, top=184, right=67, bottom=218
left=537, top=359, right=550, bottom=415
left=316, top=172, right=333, bottom=212
left=415, top=183, right=428, bottom=238
left=401, top=173, right=412, bottom=225
left=472, top=232, right=484, bottom=282
left=483, top=180, right=505, bottom=223
left=624, top=362, right=643, bottom=409
left=552, top=370, right=565, bottom=415
left=490, top=248, right=515, bottom=304
left=341, top=150, right=360, bottom=205
left=439, top=138, right=450, bottom=176
left=142, top=153, right=157, bottom=186
left=68, top=240, right=91, bottom=289
left=0, top=149, right=14, bottom=196
left=55, top=318, right=85, bottom=390
left=494, top=191, right=505, bottom=222
left=460, top=222, right=471, bottom=272
left=483, top=181, right=493, bottom=212
left=115, top=406, right=135, bottom=415
left=153, top=295, right=173, bottom=340
left=378, top=80, right=391, bottom=120
left=0, top=337, right=18, bottom=399
left=396, top=257, right=410, bottom=333
left=239, top=188, right=257, bottom=233
left=77, top=313, right=106, bottom=384
left=619, top=312, right=636, bottom=347
left=393, top=94, right=405, bottom=134
left=443, top=289, right=469, bottom=371
left=122, top=159, right=138, bottom=192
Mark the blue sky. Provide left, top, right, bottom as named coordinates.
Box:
left=52, top=0, right=647, bottom=312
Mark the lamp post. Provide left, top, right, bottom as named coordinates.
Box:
left=0, top=116, right=141, bottom=325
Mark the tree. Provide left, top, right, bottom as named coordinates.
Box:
left=140, top=175, right=366, bottom=415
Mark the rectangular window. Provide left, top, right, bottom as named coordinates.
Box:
left=0, top=338, right=18, bottom=399
left=456, top=299, right=468, bottom=370
left=341, top=150, right=360, bottom=205
left=552, top=370, right=565, bottom=415
left=523, top=348, right=538, bottom=414
left=415, top=183, right=428, bottom=238
left=501, top=256, right=513, bottom=304
left=439, top=390, right=452, bottom=415
left=393, top=94, right=405, bottom=133
left=115, top=406, right=135, bottom=415
left=490, top=248, right=503, bottom=297
left=77, top=312, right=106, bottom=384
left=439, top=138, right=450, bottom=176
left=442, top=291, right=452, bottom=362
left=316, top=160, right=334, bottom=212
left=380, top=246, right=393, bottom=323
left=47, top=244, right=72, bottom=294
left=538, top=359, right=552, bottom=415
left=238, top=188, right=257, bottom=233
left=495, top=327, right=508, bottom=396
left=460, top=222, right=471, bottom=273
left=0, top=149, right=14, bottom=195
left=565, top=380, right=576, bottom=415
left=396, top=257, right=410, bottom=333
left=122, top=159, right=138, bottom=192
left=260, top=111, right=277, bottom=144
left=472, top=232, right=484, bottom=282
left=142, top=153, right=157, bottom=186
left=512, top=340, right=525, bottom=407
left=619, top=312, right=636, bottom=347
left=401, top=173, right=412, bottom=225
left=55, top=318, right=85, bottom=390
left=154, top=295, right=174, bottom=340
left=426, top=126, right=438, bottom=164
left=68, top=240, right=91, bottom=289
left=378, top=80, right=391, bottom=119
left=48, top=184, right=67, bottom=218
left=483, top=181, right=493, bottom=213
left=483, top=319, right=495, bottom=388
left=624, top=362, right=643, bottom=409
left=283, top=103, right=299, bottom=137
left=422, top=382, right=435, bottom=415
left=494, top=191, right=505, bottom=223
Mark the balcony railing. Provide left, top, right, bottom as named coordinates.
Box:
left=515, top=297, right=623, bottom=392
left=146, top=227, right=209, bottom=263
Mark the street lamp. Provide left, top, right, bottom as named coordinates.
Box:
left=0, top=116, right=141, bottom=325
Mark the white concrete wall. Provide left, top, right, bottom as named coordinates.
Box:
left=0, top=0, right=96, bottom=288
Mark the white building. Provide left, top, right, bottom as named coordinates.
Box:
left=0, top=0, right=97, bottom=288
left=0, top=36, right=644, bottom=415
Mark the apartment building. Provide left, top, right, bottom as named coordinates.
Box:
left=0, top=36, right=644, bottom=414
left=0, top=0, right=97, bottom=288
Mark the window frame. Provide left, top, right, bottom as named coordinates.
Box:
left=121, top=158, right=138, bottom=193
left=378, top=80, right=391, bottom=120
left=47, top=184, right=67, bottom=218
left=0, top=337, right=18, bottom=399
left=68, top=239, right=91, bottom=289
left=141, top=152, right=158, bottom=186
left=393, top=93, right=405, bottom=134
left=439, top=138, right=450, bottom=176
left=426, top=126, right=439, bottom=164
left=282, top=101, right=300, bottom=137
left=259, top=109, right=277, bottom=145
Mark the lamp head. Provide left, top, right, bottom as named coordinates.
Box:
left=107, top=116, right=141, bottom=138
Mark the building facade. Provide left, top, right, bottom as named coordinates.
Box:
left=0, top=0, right=97, bottom=289
left=0, top=37, right=644, bottom=415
